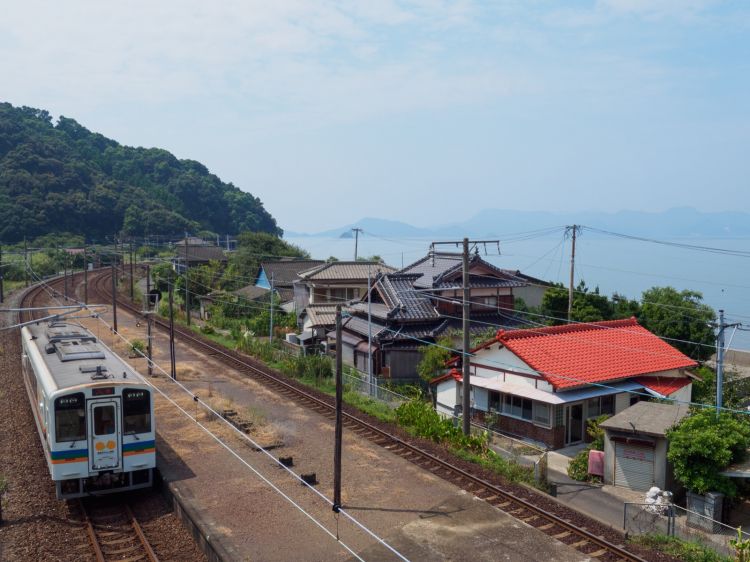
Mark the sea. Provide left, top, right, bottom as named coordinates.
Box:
left=284, top=233, right=750, bottom=352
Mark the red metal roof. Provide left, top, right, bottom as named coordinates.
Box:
left=497, top=318, right=697, bottom=389
left=446, top=317, right=697, bottom=390
left=635, top=376, right=692, bottom=397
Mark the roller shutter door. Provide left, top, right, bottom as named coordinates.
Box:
left=614, top=442, right=654, bottom=491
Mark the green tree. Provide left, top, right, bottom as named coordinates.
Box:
left=416, top=337, right=453, bottom=384
left=639, top=287, right=716, bottom=360
left=224, top=232, right=309, bottom=288
left=667, top=408, right=750, bottom=497
left=540, top=281, right=617, bottom=324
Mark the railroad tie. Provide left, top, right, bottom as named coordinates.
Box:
left=553, top=531, right=571, bottom=539
left=588, top=548, right=607, bottom=557
left=537, top=523, right=554, bottom=531
left=570, top=539, right=589, bottom=548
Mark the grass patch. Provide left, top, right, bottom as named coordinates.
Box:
left=453, top=447, right=542, bottom=490
left=629, top=534, right=730, bottom=562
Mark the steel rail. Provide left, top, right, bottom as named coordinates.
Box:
left=89, top=269, right=646, bottom=562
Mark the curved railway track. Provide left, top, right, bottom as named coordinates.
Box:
left=87, top=268, right=646, bottom=562
left=18, top=275, right=160, bottom=562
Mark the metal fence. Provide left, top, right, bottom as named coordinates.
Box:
left=624, top=502, right=750, bottom=557
left=342, top=368, right=410, bottom=407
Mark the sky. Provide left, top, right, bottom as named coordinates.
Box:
left=2, top=0, right=749, bottom=233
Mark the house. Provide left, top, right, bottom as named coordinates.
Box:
left=294, top=261, right=396, bottom=310
left=432, top=318, right=698, bottom=449
left=172, top=244, right=227, bottom=274
left=255, top=259, right=325, bottom=313
left=198, top=285, right=270, bottom=320
left=322, top=250, right=543, bottom=381
left=600, top=401, right=689, bottom=491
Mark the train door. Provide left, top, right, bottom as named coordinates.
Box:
left=88, top=399, right=121, bottom=471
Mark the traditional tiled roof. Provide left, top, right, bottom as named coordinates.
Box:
left=483, top=318, right=697, bottom=390
left=175, top=245, right=227, bottom=262
left=433, top=274, right=525, bottom=290
left=341, top=316, right=388, bottom=338
left=377, top=274, right=439, bottom=321
left=232, top=285, right=270, bottom=301
left=635, top=376, right=692, bottom=398
left=348, top=301, right=392, bottom=321
left=398, top=252, right=463, bottom=289
left=259, top=259, right=325, bottom=285
left=303, top=304, right=339, bottom=327
left=299, top=261, right=396, bottom=282
left=441, top=311, right=525, bottom=336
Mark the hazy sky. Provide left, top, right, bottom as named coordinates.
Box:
left=2, top=1, right=749, bottom=232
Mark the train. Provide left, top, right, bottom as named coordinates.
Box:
left=21, top=320, right=155, bottom=499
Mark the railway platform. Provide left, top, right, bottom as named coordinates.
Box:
left=81, top=281, right=591, bottom=561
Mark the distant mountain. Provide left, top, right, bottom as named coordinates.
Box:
left=0, top=102, right=281, bottom=243
left=290, top=208, right=750, bottom=239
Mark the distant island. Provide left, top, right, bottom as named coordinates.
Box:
left=0, top=102, right=280, bottom=243
left=288, top=208, right=750, bottom=240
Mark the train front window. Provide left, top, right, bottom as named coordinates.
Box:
left=54, top=393, right=85, bottom=442
left=123, top=389, right=151, bottom=434
left=94, top=405, right=116, bottom=436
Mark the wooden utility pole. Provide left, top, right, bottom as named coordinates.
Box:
left=567, top=225, right=579, bottom=321
left=111, top=263, right=118, bottom=333
left=333, top=305, right=343, bottom=512
left=269, top=273, right=275, bottom=341
left=169, top=281, right=176, bottom=379
left=352, top=228, right=363, bottom=260
left=431, top=238, right=500, bottom=436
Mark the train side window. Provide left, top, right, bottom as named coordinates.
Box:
left=54, top=393, right=86, bottom=442
left=123, top=389, right=151, bottom=434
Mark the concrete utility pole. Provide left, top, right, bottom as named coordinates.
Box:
left=431, top=238, right=500, bottom=436
left=367, top=263, right=373, bottom=397
left=184, top=237, right=190, bottom=327
left=129, top=241, right=134, bottom=300
left=0, top=244, right=4, bottom=304
left=83, top=247, right=88, bottom=305
left=169, top=281, right=176, bottom=380
left=111, top=263, right=118, bottom=333
left=716, top=310, right=742, bottom=415
left=24, top=238, right=29, bottom=288
left=269, top=273, right=275, bottom=341
left=352, top=228, right=363, bottom=261
left=63, top=251, right=68, bottom=301
left=567, top=225, right=579, bottom=321
left=333, top=305, right=343, bottom=512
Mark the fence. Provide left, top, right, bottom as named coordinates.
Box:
left=624, top=502, right=750, bottom=557
left=342, top=368, right=411, bottom=407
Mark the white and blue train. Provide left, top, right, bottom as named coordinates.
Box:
left=21, top=321, right=155, bottom=499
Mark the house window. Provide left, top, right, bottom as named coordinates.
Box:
left=502, top=395, right=532, bottom=421
left=488, top=391, right=501, bottom=412
left=587, top=395, right=616, bottom=418
left=478, top=296, right=497, bottom=310
left=533, top=403, right=551, bottom=427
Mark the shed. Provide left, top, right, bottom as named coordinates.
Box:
left=600, top=401, right=689, bottom=492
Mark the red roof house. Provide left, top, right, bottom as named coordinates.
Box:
left=435, top=318, right=697, bottom=449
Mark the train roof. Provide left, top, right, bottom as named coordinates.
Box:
left=23, top=321, right=144, bottom=393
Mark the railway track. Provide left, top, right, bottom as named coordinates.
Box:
left=87, top=268, right=647, bottom=562
left=18, top=276, right=160, bottom=562
left=76, top=499, right=159, bottom=562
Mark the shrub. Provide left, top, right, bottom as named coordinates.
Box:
left=130, top=339, right=146, bottom=355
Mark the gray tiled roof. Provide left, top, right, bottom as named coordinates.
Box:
left=341, top=315, right=388, bottom=338
left=232, top=285, right=270, bottom=301
left=259, top=259, right=326, bottom=285
left=433, top=274, right=525, bottom=290
left=175, top=245, right=227, bottom=262
left=378, top=274, right=439, bottom=321
left=398, top=252, right=463, bottom=289
left=304, top=304, right=339, bottom=327
left=299, top=261, right=396, bottom=282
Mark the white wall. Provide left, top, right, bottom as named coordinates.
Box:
left=436, top=379, right=457, bottom=413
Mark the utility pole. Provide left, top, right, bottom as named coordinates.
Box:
left=169, top=281, right=176, bottom=380
left=352, top=228, right=363, bottom=261
left=269, top=272, right=274, bottom=341
left=567, top=225, right=579, bottom=321
left=111, top=263, right=118, bottom=333
left=333, top=304, right=343, bottom=512
left=431, top=238, right=500, bottom=436
left=24, top=238, right=29, bottom=288
left=716, top=310, right=742, bottom=415
left=184, top=237, right=190, bottom=326
left=0, top=244, right=4, bottom=304
left=83, top=247, right=88, bottom=305
left=367, top=263, right=373, bottom=397
left=63, top=250, right=68, bottom=301
left=129, top=241, right=134, bottom=300
left=145, top=264, right=153, bottom=377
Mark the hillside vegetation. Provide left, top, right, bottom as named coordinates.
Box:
left=0, top=103, right=280, bottom=243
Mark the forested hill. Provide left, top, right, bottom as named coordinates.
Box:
left=0, top=103, right=281, bottom=243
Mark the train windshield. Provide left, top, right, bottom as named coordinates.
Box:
left=55, top=393, right=86, bottom=442
left=123, top=389, right=151, bottom=434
